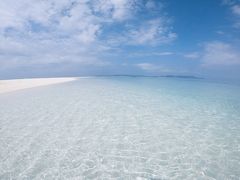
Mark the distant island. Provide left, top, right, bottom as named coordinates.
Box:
left=94, top=75, right=203, bottom=79
left=162, top=75, right=203, bottom=79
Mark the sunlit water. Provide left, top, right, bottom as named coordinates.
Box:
left=0, top=77, right=240, bottom=180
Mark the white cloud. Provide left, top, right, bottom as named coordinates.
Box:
left=216, top=30, right=225, bottom=35
left=0, top=35, right=109, bottom=70
left=231, top=4, right=240, bottom=27
left=184, top=52, right=200, bottom=59
left=153, top=52, right=174, bottom=56
left=0, top=0, right=103, bottom=44
left=222, top=0, right=240, bottom=28
left=136, top=63, right=170, bottom=73
left=222, top=0, right=235, bottom=5
left=129, top=51, right=173, bottom=57
left=202, top=41, right=240, bottom=66
left=232, top=5, right=240, bottom=15
left=136, top=63, right=159, bottom=71
left=92, top=0, right=136, bottom=21
left=128, top=19, right=177, bottom=45
left=145, top=0, right=156, bottom=9
left=0, top=0, right=176, bottom=75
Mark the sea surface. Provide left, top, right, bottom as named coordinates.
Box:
left=0, top=77, right=240, bottom=179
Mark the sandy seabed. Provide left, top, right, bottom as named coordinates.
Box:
left=0, top=77, right=240, bottom=179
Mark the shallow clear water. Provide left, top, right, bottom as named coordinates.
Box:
left=0, top=77, right=240, bottom=179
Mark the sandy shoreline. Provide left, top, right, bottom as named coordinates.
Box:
left=0, top=77, right=78, bottom=94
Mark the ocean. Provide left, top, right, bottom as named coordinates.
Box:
left=0, top=77, right=240, bottom=179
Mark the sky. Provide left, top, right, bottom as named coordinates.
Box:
left=0, top=0, right=240, bottom=80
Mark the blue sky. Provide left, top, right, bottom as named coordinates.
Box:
left=0, top=0, right=240, bottom=80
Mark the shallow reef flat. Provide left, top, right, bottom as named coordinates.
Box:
left=0, top=77, right=240, bottom=179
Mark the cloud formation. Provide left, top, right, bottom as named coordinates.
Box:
left=136, top=63, right=170, bottom=73
left=222, top=0, right=240, bottom=28
left=127, top=19, right=177, bottom=45
left=202, top=41, right=240, bottom=66
left=232, top=5, right=240, bottom=15
left=184, top=52, right=200, bottom=59
left=0, top=0, right=176, bottom=76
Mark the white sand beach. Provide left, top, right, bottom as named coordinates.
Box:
left=0, top=77, right=77, bottom=94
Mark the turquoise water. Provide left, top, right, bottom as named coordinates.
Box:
left=0, top=77, right=240, bottom=179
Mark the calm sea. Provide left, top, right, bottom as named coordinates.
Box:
left=0, top=77, right=240, bottom=179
